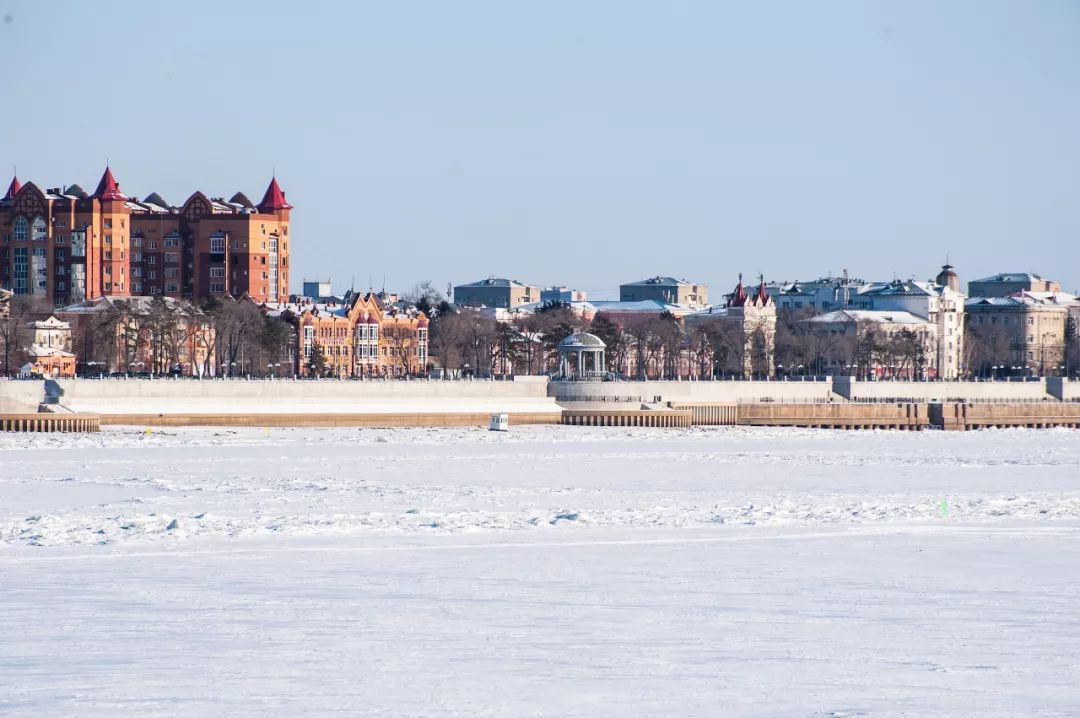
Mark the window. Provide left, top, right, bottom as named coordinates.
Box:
left=71, top=230, right=86, bottom=257
left=210, top=267, right=225, bottom=278
left=165, top=232, right=181, bottom=248
left=54, top=234, right=65, bottom=244
left=55, top=219, right=66, bottom=229
left=13, top=247, right=28, bottom=294
left=56, top=265, right=65, bottom=275
left=55, top=249, right=66, bottom=261
left=147, top=256, right=157, bottom=265
left=104, top=219, right=112, bottom=229
left=132, top=283, right=143, bottom=293
left=210, top=232, right=225, bottom=253
left=13, top=217, right=28, bottom=241
left=104, top=265, right=112, bottom=275
left=165, top=254, right=179, bottom=264
left=149, top=240, right=157, bottom=249
left=165, top=268, right=179, bottom=278
left=132, top=253, right=142, bottom=262
left=32, top=217, right=47, bottom=241
left=104, top=250, right=112, bottom=260
left=105, top=282, right=112, bottom=291
left=165, top=283, right=179, bottom=293
left=132, top=267, right=143, bottom=278
left=132, top=235, right=143, bottom=248
left=210, top=282, right=225, bottom=293
left=57, top=281, right=66, bottom=291
left=149, top=270, right=157, bottom=280
left=104, top=234, right=112, bottom=245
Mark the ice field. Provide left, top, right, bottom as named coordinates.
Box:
left=2, top=425, right=1080, bottom=716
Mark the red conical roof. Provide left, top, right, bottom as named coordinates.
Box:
left=258, top=176, right=292, bottom=212
left=756, top=278, right=770, bottom=305
left=3, top=175, right=20, bottom=200
left=729, top=274, right=748, bottom=307
left=93, top=166, right=126, bottom=201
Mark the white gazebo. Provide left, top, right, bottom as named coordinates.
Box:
left=557, top=332, right=606, bottom=380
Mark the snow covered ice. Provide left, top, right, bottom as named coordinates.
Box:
left=2, top=425, right=1080, bottom=715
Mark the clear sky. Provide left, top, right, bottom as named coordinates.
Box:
left=2, top=0, right=1078, bottom=298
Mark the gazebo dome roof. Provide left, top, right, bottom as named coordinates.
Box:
left=557, top=332, right=606, bottom=350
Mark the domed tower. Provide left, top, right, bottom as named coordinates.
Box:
left=936, top=263, right=960, bottom=292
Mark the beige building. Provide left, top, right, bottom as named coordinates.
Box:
left=685, top=276, right=776, bottom=378
left=966, top=293, right=1073, bottom=376
left=806, top=310, right=937, bottom=379
left=620, top=276, right=708, bottom=308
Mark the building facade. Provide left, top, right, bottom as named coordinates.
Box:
left=806, top=310, right=937, bottom=379
left=620, top=276, right=708, bottom=308
left=965, top=294, right=1071, bottom=376
left=57, top=296, right=214, bottom=376
left=686, top=276, right=777, bottom=378
left=292, top=292, right=429, bottom=378
left=0, top=167, right=292, bottom=306
left=968, top=273, right=1061, bottom=298
left=540, top=286, right=587, bottom=304
left=453, top=278, right=539, bottom=308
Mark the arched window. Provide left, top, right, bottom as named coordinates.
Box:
left=13, top=216, right=28, bottom=241
left=32, top=217, right=47, bottom=241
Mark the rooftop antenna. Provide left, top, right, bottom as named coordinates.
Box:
left=381, top=273, right=386, bottom=294
left=842, top=268, right=850, bottom=307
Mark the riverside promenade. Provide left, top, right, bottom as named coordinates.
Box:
left=1, top=376, right=1079, bottom=431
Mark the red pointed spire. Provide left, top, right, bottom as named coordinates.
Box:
left=729, top=273, right=748, bottom=307
left=257, top=176, right=292, bottom=212
left=3, top=175, right=20, bottom=200
left=756, top=275, right=770, bottom=305
left=93, top=166, right=126, bottom=201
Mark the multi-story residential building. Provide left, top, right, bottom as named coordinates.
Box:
left=453, top=277, right=539, bottom=308
left=968, top=272, right=1061, bottom=298
left=965, top=292, right=1074, bottom=375
left=619, top=276, right=708, bottom=307
left=539, top=286, right=587, bottom=304
left=291, top=291, right=429, bottom=378
left=0, top=167, right=292, bottom=305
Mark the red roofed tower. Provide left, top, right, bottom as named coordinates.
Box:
left=92, top=165, right=131, bottom=297
left=258, top=176, right=292, bottom=213
left=93, top=165, right=126, bottom=201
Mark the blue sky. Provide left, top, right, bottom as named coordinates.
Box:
left=1, top=0, right=1077, bottom=298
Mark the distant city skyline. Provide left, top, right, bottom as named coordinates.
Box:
left=2, top=0, right=1077, bottom=297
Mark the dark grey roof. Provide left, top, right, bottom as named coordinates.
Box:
left=142, top=192, right=169, bottom=208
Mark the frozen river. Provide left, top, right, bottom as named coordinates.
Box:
left=2, top=426, right=1079, bottom=715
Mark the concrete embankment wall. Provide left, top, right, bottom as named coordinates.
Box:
left=551, top=380, right=833, bottom=404
left=738, top=402, right=927, bottom=429
left=834, top=377, right=1051, bottom=402
left=931, top=402, right=1080, bottom=430
left=40, top=377, right=561, bottom=422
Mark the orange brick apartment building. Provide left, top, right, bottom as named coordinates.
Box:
left=0, top=167, right=292, bottom=305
